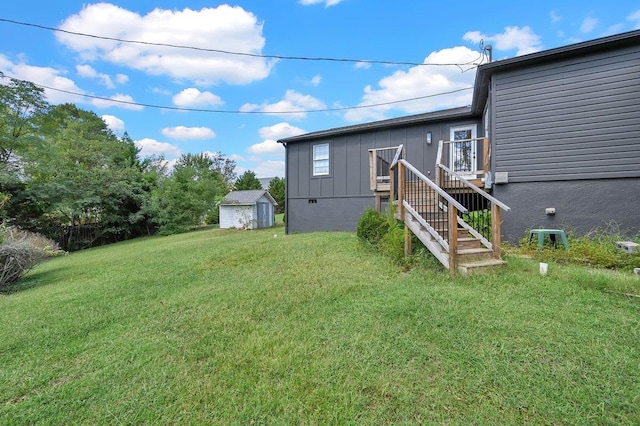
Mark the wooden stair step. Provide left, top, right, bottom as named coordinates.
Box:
left=457, top=258, right=507, bottom=273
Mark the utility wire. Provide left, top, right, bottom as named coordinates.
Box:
left=0, top=17, right=485, bottom=68
left=1, top=74, right=474, bottom=114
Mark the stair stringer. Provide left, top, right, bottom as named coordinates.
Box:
left=404, top=212, right=450, bottom=269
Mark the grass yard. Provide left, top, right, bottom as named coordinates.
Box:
left=1, top=225, right=639, bottom=424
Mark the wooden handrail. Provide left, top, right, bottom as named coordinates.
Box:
left=398, top=159, right=468, bottom=214
left=390, top=144, right=404, bottom=168
left=437, top=164, right=511, bottom=211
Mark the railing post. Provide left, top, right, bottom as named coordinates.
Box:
left=448, top=205, right=458, bottom=274
left=404, top=223, right=412, bottom=256
left=492, top=202, right=501, bottom=259
left=369, top=150, right=376, bottom=191
left=389, top=164, right=395, bottom=206
left=398, top=161, right=405, bottom=221
left=483, top=137, right=490, bottom=176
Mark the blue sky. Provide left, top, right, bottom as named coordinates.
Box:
left=1, top=1, right=639, bottom=177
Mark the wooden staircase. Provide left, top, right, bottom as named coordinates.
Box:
left=403, top=191, right=506, bottom=273
left=370, top=143, right=511, bottom=274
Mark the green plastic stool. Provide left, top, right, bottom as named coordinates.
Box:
left=529, top=229, right=569, bottom=250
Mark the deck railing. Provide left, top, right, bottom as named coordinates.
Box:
left=435, top=137, right=490, bottom=185
left=391, top=159, right=469, bottom=270
left=436, top=138, right=510, bottom=258
left=368, top=145, right=403, bottom=192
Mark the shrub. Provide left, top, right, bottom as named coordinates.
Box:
left=0, top=225, right=65, bottom=292
left=356, top=208, right=389, bottom=246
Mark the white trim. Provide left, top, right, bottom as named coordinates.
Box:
left=312, top=142, right=330, bottom=176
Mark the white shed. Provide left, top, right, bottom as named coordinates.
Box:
left=219, top=190, right=278, bottom=229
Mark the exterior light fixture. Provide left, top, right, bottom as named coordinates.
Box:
left=426, top=131, right=432, bottom=144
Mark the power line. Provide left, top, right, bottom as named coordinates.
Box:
left=0, top=17, right=485, bottom=68
left=0, top=74, right=475, bottom=114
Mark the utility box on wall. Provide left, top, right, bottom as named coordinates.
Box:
left=616, top=241, right=639, bottom=254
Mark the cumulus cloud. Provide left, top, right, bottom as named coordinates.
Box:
left=172, top=88, right=223, bottom=107
left=115, top=73, right=129, bottom=84
left=258, top=122, right=307, bottom=140
left=56, top=3, right=274, bottom=85
left=344, top=46, right=479, bottom=122
left=463, top=26, right=542, bottom=56
left=240, top=90, right=325, bottom=119
left=0, top=55, right=85, bottom=104
left=91, top=93, right=144, bottom=110
left=76, top=64, right=115, bottom=88
left=161, top=126, right=216, bottom=140
left=580, top=17, right=599, bottom=33
left=355, top=61, right=372, bottom=70
left=628, top=10, right=640, bottom=29
left=299, top=0, right=344, bottom=7
left=135, top=138, right=182, bottom=159
left=101, top=114, right=125, bottom=132
left=248, top=140, right=284, bottom=155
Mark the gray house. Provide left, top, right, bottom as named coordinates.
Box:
left=219, top=190, right=277, bottom=230
left=279, top=30, right=640, bottom=250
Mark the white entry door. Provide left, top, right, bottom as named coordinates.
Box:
left=449, top=125, right=477, bottom=176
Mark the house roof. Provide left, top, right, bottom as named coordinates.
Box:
left=278, top=106, right=473, bottom=144
left=472, top=29, right=640, bottom=114
left=220, top=189, right=277, bottom=206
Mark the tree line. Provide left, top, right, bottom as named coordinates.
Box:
left=0, top=73, right=284, bottom=251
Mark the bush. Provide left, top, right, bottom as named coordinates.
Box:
left=356, top=208, right=389, bottom=246
left=0, top=225, right=65, bottom=292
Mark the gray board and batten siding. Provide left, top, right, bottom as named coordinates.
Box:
left=281, top=108, right=482, bottom=234
left=478, top=30, right=640, bottom=240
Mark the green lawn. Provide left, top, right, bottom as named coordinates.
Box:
left=1, top=225, right=639, bottom=424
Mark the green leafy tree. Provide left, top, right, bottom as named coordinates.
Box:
left=234, top=170, right=263, bottom=190
left=153, top=153, right=232, bottom=235
left=268, top=177, right=285, bottom=214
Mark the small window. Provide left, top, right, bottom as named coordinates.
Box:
left=313, top=143, right=329, bottom=176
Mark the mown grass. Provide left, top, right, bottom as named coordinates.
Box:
left=1, top=225, right=639, bottom=424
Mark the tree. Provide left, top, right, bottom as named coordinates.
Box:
left=234, top=170, right=262, bottom=190
left=268, top=177, right=285, bottom=214
left=153, top=153, right=231, bottom=235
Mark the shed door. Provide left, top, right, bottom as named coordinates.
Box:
left=257, top=202, right=269, bottom=228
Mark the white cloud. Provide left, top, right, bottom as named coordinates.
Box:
left=463, top=26, right=542, bottom=56
left=56, top=4, right=274, bottom=85
left=628, top=10, right=640, bottom=29
left=247, top=140, right=284, bottom=155
left=135, top=138, right=182, bottom=159
left=115, top=73, right=129, bottom=84
left=172, top=88, right=223, bottom=107
left=258, top=122, right=306, bottom=140
left=344, top=46, right=479, bottom=122
left=240, top=90, right=325, bottom=119
left=580, top=17, right=599, bottom=34
left=299, top=0, right=344, bottom=7
left=550, top=11, right=562, bottom=23
left=252, top=160, right=285, bottom=178
left=76, top=64, right=114, bottom=88
left=309, top=75, right=322, bottom=86
left=355, top=61, right=372, bottom=70
left=91, top=93, right=144, bottom=110
left=0, top=55, right=85, bottom=104
left=161, top=126, right=216, bottom=140
left=101, top=114, right=125, bottom=132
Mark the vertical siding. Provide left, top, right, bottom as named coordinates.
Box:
left=493, top=45, right=640, bottom=182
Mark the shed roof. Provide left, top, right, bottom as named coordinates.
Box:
left=220, top=189, right=277, bottom=206
left=278, top=106, right=473, bottom=144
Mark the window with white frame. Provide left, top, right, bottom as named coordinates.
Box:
left=312, top=143, right=329, bottom=176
